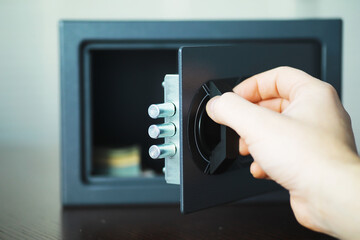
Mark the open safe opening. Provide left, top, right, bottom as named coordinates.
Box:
left=87, top=48, right=178, bottom=179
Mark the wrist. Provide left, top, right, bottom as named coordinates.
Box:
left=312, top=150, right=360, bottom=239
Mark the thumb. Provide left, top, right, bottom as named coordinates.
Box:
left=206, top=92, right=285, bottom=140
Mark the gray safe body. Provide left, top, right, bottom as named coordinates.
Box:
left=60, top=20, right=341, bottom=207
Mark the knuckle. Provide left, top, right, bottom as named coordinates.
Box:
left=345, top=111, right=352, bottom=124
left=275, top=66, right=296, bottom=73
left=321, top=82, right=338, bottom=97
left=276, top=66, right=307, bottom=77
left=276, top=66, right=292, bottom=71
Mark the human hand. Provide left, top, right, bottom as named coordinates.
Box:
left=206, top=67, right=360, bottom=239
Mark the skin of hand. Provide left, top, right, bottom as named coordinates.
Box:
left=206, top=67, right=360, bottom=239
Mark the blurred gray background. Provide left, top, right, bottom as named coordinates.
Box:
left=0, top=0, right=359, bottom=179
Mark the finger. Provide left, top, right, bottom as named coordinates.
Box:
left=250, top=161, right=268, bottom=179
left=257, top=98, right=290, bottom=113
left=206, top=92, right=285, bottom=140
left=233, top=66, right=315, bottom=103
left=239, top=138, right=249, bottom=155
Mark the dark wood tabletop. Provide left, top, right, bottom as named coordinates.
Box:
left=0, top=147, right=334, bottom=239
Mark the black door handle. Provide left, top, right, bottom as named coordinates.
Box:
left=204, top=79, right=240, bottom=174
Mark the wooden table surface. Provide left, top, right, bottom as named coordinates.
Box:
left=0, top=147, right=334, bottom=239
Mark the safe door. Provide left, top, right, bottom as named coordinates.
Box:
left=147, top=43, right=322, bottom=213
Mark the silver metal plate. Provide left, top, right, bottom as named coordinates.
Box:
left=163, top=74, right=180, bottom=184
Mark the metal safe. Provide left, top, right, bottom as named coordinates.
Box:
left=60, top=20, right=342, bottom=212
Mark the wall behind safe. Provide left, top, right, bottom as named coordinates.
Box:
left=0, top=0, right=359, bottom=160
